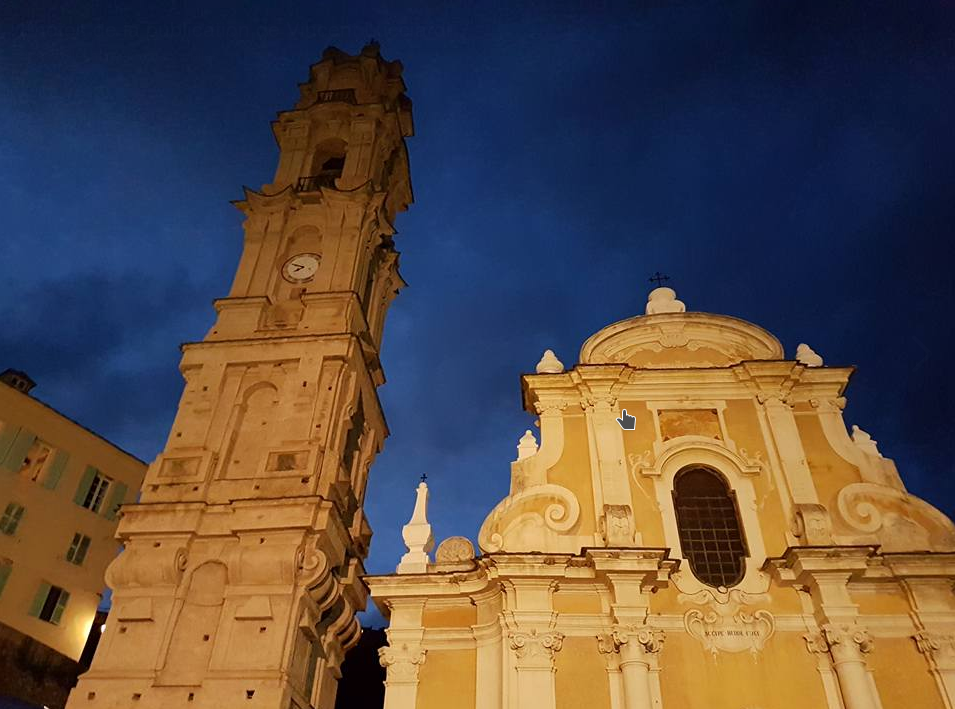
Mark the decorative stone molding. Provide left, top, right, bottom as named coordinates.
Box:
left=791, top=503, right=834, bottom=545
left=600, top=504, right=635, bottom=547
left=681, top=589, right=775, bottom=656
left=603, top=626, right=666, bottom=656
left=378, top=643, right=427, bottom=683
left=805, top=624, right=873, bottom=660
left=645, top=286, right=686, bottom=315
left=835, top=482, right=955, bottom=552
left=579, top=312, right=783, bottom=368
left=795, top=343, right=824, bottom=367
left=478, top=483, right=581, bottom=553
left=507, top=629, right=564, bottom=669
left=914, top=631, right=955, bottom=668
left=434, top=536, right=475, bottom=564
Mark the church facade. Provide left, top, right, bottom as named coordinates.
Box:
left=368, top=286, right=955, bottom=709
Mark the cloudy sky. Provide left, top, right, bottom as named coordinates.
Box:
left=2, top=1, right=953, bottom=624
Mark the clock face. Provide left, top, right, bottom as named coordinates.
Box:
left=282, top=253, right=320, bottom=283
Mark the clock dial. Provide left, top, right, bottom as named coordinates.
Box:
left=282, top=253, right=320, bottom=283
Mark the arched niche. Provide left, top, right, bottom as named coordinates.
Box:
left=224, top=381, right=279, bottom=480
left=159, top=561, right=227, bottom=685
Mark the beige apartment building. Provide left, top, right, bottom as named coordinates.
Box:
left=0, top=368, right=145, bottom=706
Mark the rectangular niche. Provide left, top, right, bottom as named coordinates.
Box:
left=265, top=450, right=310, bottom=474
left=159, top=456, right=203, bottom=478
left=658, top=409, right=722, bottom=441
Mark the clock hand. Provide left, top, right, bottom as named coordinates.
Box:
left=292, top=264, right=305, bottom=271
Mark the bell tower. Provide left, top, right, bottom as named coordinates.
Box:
left=68, top=43, right=413, bottom=709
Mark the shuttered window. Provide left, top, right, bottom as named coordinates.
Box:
left=29, top=583, right=70, bottom=625
left=0, top=502, right=25, bottom=536
left=673, top=467, right=748, bottom=589
left=66, top=533, right=92, bottom=566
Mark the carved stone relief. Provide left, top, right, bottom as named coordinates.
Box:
left=378, top=643, right=427, bottom=683
left=681, top=589, right=775, bottom=656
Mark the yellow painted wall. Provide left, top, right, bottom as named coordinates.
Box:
left=660, top=632, right=829, bottom=709
left=795, top=412, right=862, bottom=511
left=555, top=636, right=610, bottom=709
left=0, top=385, right=145, bottom=660
left=870, top=637, right=944, bottom=708
left=422, top=603, right=477, bottom=629
left=621, top=402, right=666, bottom=546
left=852, top=587, right=912, bottom=616
left=416, top=649, right=476, bottom=709
left=548, top=412, right=597, bottom=537
left=553, top=589, right=603, bottom=615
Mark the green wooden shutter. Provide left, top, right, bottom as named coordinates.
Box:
left=0, top=429, right=35, bottom=472
left=43, top=450, right=69, bottom=490
left=0, top=563, right=11, bottom=597
left=73, top=466, right=98, bottom=507
left=28, top=582, right=51, bottom=617
left=76, top=536, right=91, bottom=565
left=0, top=425, right=21, bottom=463
left=51, top=589, right=70, bottom=624
left=103, top=482, right=128, bottom=521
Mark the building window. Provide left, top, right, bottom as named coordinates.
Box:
left=66, top=533, right=92, bottom=566
left=81, top=471, right=112, bottom=513
left=30, top=583, right=70, bottom=625
left=673, top=467, right=748, bottom=589
left=19, top=439, right=52, bottom=481
left=0, top=502, right=25, bottom=536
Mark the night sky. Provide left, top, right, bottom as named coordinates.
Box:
left=2, top=1, right=954, bottom=625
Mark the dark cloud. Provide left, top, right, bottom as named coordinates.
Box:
left=2, top=1, right=953, bottom=621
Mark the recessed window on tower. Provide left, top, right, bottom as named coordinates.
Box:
left=673, top=467, right=748, bottom=588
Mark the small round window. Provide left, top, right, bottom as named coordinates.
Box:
left=673, top=467, right=748, bottom=589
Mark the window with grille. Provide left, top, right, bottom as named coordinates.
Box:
left=66, top=533, right=91, bottom=566
left=0, top=502, right=25, bottom=536
left=673, top=467, right=748, bottom=589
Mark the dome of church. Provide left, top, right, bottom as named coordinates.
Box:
left=578, top=286, right=784, bottom=369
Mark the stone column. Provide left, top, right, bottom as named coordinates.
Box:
left=507, top=629, right=563, bottom=709
left=378, top=642, right=427, bottom=709
left=598, top=627, right=663, bottom=709
left=805, top=624, right=878, bottom=709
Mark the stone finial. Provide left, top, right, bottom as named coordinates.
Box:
left=536, top=349, right=565, bottom=374
left=397, top=481, right=434, bottom=574
left=851, top=425, right=882, bottom=458
left=796, top=343, right=824, bottom=367
left=517, top=430, right=538, bottom=460
left=645, top=287, right=686, bottom=315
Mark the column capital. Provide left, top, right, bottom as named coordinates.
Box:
left=378, top=643, right=427, bottom=684
left=915, top=630, right=955, bottom=669
left=805, top=623, right=873, bottom=661
left=597, top=625, right=665, bottom=659
left=507, top=629, right=564, bottom=670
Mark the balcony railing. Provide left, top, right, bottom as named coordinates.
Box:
left=295, top=172, right=339, bottom=192
left=314, top=89, right=356, bottom=105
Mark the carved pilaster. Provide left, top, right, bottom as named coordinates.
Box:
left=597, top=626, right=663, bottom=709
left=378, top=643, right=427, bottom=684
left=915, top=631, right=955, bottom=668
